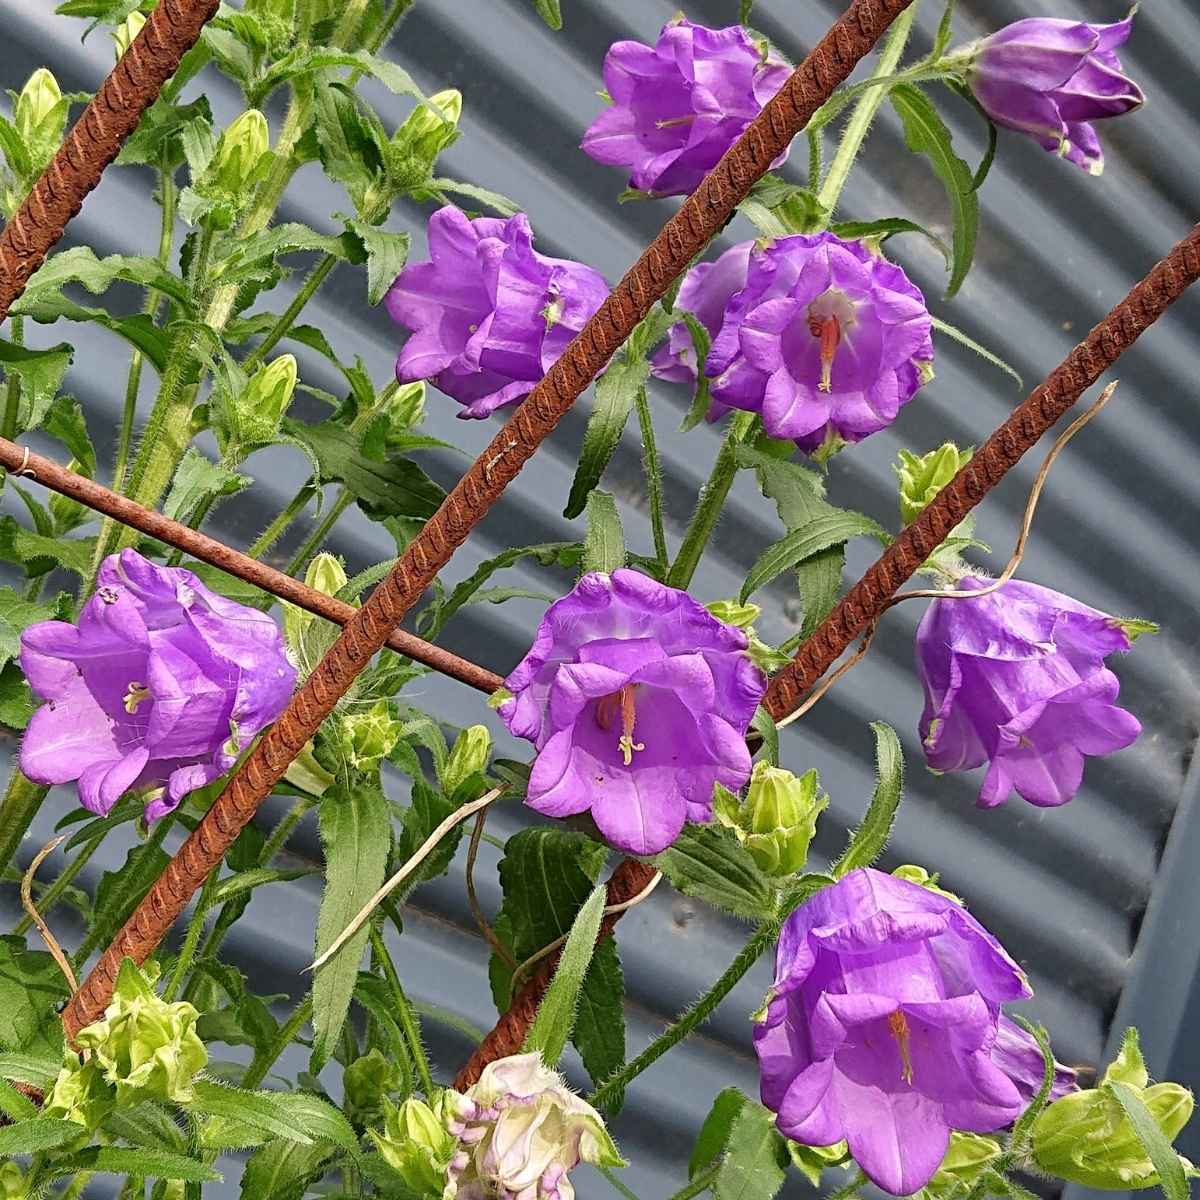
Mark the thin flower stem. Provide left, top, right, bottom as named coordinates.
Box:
left=0, top=771, right=48, bottom=880
left=243, top=993, right=313, bottom=1090
left=242, top=252, right=338, bottom=372
left=667, top=411, right=756, bottom=590
left=163, top=866, right=220, bottom=1003
left=369, top=924, right=436, bottom=1096
left=13, top=828, right=104, bottom=935
left=588, top=918, right=779, bottom=1111
left=816, top=6, right=918, bottom=216
left=635, top=387, right=669, bottom=569
left=370, top=0, right=417, bottom=51
left=600, top=1166, right=644, bottom=1200
left=665, top=1165, right=721, bottom=1200
left=1, top=314, right=24, bottom=440
left=246, top=484, right=317, bottom=561
left=284, top=487, right=354, bottom=579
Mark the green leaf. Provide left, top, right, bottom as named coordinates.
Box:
left=104, top=1101, right=189, bottom=1153
left=188, top=1079, right=314, bottom=1145
left=489, top=828, right=624, bottom=1086
left=740, top=511, right=888, bottom=603
left=0, top=337, right=73, bottom=430
left=392, top=774, right=464, bottom=893
left=583, top=490, right=625, bottom=575
left=343, top=219, right=410, bottom=306
left=691, top=1088, right=750, bottom=1179
left=87, top=840, right=172, bottom=959
left=0, top=661, right=35, bottom=730
left=15, top=246, right=188, bottom=310
left=712, top=1097, right=789, bottom=1200
left=739, top=175, right=828, bottom=237
left=311, top=784, right=391, bottom=1071
left=0, top=1049, right=58, bottom=1087
left=210, top=866, right=320, bottom=906
left=523, top=884, right=606, bottom=1067
left=258, top=48, right=428, bottom=104
left=678, top=312, right=713, bottom=434
left=240, top=1141, right=337, bottom=1200
left=162, top=447, right=249, bottom=523
left=0, top=587, right=69, bottom=671
left=832, top=723, right=903, bottom=877
left=932, top=0, right=958, bottom=58
left=0, top=1117, right=86, bottom=1157
left=0, top=935, right=71, bottom=1057
left=1108, top=1082, right=1190, bottom=1200
left=42, top=392, right=96, bottom=474
left=0, top=516, right=93, bottom=579
left=282, top=418, right=444, bottom=521
left=0, top=1074, right=38, bottom=1122
left=889, top=83, right=978, bottom=297
left=428, top=177, right=521, bottom=216
left=213, top=223, right=360, bottom=285
left=654, top=824, right=775, bottom=921
left=829, top=217, right=952, bottom=271
left=15, top=296, right=170, bottom=374
left=751, top=708, right=779, bottom=767
left=930, top=316, right=1022, bottom=387
left=259, top=1090, right=360, bottom=1155
left=532, top=0, right=563, bottom=30
left=49, top=1147, right=221, bottom=1182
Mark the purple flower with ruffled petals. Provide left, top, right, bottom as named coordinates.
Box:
left=754, top=868, right=1035, bottom=1196
left=993, top=1015, right=1077, bottom=1104
left=964, top=13, right=1143, bottom=174
left=498, top=569, right=766, bottom=855
left=386, top=206, right=608, bottom=419
left=698, top=233, right=932, bottom=454
left=19, top=549, right=296, bottom=820
left=916, top=576, right=1141, bottom=809
left=581, top=19, right=790, bottom=197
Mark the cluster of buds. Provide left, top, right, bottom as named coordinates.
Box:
left=371, top=1054, right=623, bottom=1200
left=715, top=760, right=827, bottom=876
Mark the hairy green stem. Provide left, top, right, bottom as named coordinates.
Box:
left=285, top=488, right=353, bottom=579
left=635, top=388, right=668, bottom=569
left=826, top=1169, right=868, bottom=1200
left=816, top=6, right=917, bottom=215
left=164, top=867, right=219, bottom=1002
left=243, top=253, right=338, bottom=371
left=243, top=993, right=313, bottom=1090
left=601, top=1166, right=644, bottom=1200
left=665, top=1165, right=721, bottom=1200
left=259, top=794, right=318, bottom=867
left=0, top=771, right=49, bottom=881
left=13, top=829, right=104, bottom=935
left=589, top=918, right=778, bottom=1110
left=1, top=314, right=24, bottom=440
left=369, top=924, right=436, bottom=1096
left=247, top=485, right=317, bottom=561
left=666, top=412, right=756, bottom=590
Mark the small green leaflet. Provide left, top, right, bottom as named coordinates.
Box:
left=240, top=1141, right=337, bottom=1200
left=931, top=316, right=1022, bottom=387
left=829, top=216, right=952, bottom=271
left=654, top=824, right=775, bottom=922
left=429, top=178, right=520, bottom=216
left=533, top=0, right=563, bottom=30
left=46, top=1147, right=221, bottom=1183
left=0, top=337, right=72, bottom=431
left=831, top=723, right=903, bottom=877
left=162, top=448, right=249, bottom=523
left=523, top=884, right=606, bottom=1067
left=0, top=1117, right=90, bottom=1157
left=890, top=83, right=978, bottom=298
left=691, top=1088, right=751, bottom=1179
left=343, top=219, right=410, bottom=306
left=583, top=490, right=626, bottom=575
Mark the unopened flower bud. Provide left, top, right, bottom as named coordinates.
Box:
left=1032, top=1028, right=1195, bottom=1189
left=229, top=353, right=297, bottom=446
left=895, top=443, right=972, bottom=526
left=0, top=1162, right=27, bottom=1199
left=210, top=109, right=271, bottom=195
left=716, top=761, right=827, bottom=876
left=384, top=380, right=426, bottom=437
left=393, top=89, right=462, bottom=167
left=345, top=1049, right=402, bottom=1125
left=443, top=724, right=491, bottom=795
left=42, top=1051, right=114, bottom=1132
left=284, top=552, right=349, bottom=682
left=74, top=958, right=207, bottom=1105
left=337, top=699, right=403, bottom=770
left=112, top=11, right=146, bottom=59
left=15, top=68, right=66, bottom=150
left=370, top=1095, right=458, bottom=1194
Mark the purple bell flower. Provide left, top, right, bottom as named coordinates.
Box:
left=696, top=233, right=932, bottom=454
left=964, top=13, right=1143, bottom=175
left=19, top=549, right=296, bottom=821
left=993, top=1015, right=1078, bottom=1104
left=385, top=206, right=608, bottom=419
left=754, top=868, right=1035, bottom=1196
left=581, top=18, right=790, bottom=197
left=498, top=569, right=766, bottom=855
left=916, top=577, right=1141, bottom=809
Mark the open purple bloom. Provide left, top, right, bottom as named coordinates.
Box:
left=916, top=576, right=1141, bottom=809
left=993, top=1015, right=1077, bottom=1104
left=498, top=569, right=766, bottom=855
left=19, top=550, right=295, bottom=821
left=581, top=19, right=790, bottom=197
left=754, top=869, right=1033, bottom=1195
left=385, top=206, right=608, bottom=419
left=965, top=14, right=1143, bottom=174
left=700, top=233, right=933, bottom=454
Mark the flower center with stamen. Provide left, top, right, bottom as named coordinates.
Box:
left=806, top=289, right=857, bottom=393
left=122, top=681, right=151, bottom=715
left=596, top=683, right=645, bottom=766
left=655, top=114, right=696, bottom=129
left=887, top=1009, right=914, bottom=1085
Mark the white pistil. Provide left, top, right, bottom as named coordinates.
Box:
left=122, top=681, right=151, bottom=714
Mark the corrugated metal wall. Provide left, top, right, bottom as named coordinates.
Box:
left=1, top=1, right=1197, bottom=1196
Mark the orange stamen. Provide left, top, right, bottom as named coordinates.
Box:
left=887, top=1010, right=914, bottom=1085
left=807, top=314, right=842, bottom=393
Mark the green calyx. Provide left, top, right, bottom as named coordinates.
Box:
left=369, top=1094, right=459, bottom=1194
left=715, top=761, right=828, bottom=877
left=42, top=1050, right=115, bottom=1133
left=443, top=724, right=492, bottom=796
left=893, top=863, right=964, bottom=905
left=335, top=698, right=404, bottom=770
left=896, top=442, right=972, bottom=526
left=914, top=1132, right=1003, bottom=1200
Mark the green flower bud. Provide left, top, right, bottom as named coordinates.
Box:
left=895, top=443, right=972, bottom=526
left=384, top=380, right=426, bottom=438
left=715, top=762, right=828, bottom=876
left=344, top=1048, right=402, bottom=1125
left=284, top=552, right=348, bottom=682
left=42, top=1051, right=114, bottom=1132
left=15, top=69, right=65, bottom=149
left=786, top=1140, right=848, bottom=1187
left=74, top=958, right=207, bottom=1106
left=112, top=10, right=147, bottom=59
left=210, top=109, right=271, bottom=195
left=917, top=1132, right=1002, bottom=1200
left=892, top=864, right=964, bottom=906
left=392, top=89, right=462, bottom=167
left=0, top=1162, right=27, bottom=1199
left=1032, top=1028, right=1195, bottom=1189
left=369, top=1095, right=457, bottom=1194
left=443, top=724, right=491, bottom=795
left=337, top=699, right=404, bottom=770
left=228, top=353, right=297, bottom=447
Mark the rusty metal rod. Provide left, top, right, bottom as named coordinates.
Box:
left=0, top=437, right=503, bottom=694
left=0, top=0, right=220, bottom=324
left=61, top=0, right=919, bottom=1038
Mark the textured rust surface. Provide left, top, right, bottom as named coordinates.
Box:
left=62, top=0, right=917, bottom=1039
left=452, top=858, right=656, bottom=1090
left=763, top=222, right=1200, bottom=719
left=0, top=438, right=502, bottom=694
left=0, top=0, right=219, bottom=323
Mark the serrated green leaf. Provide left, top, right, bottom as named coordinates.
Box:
left=741, top=511, right=888, bottom=603
left=564, top=363, right=649, bottom=519
left=713, top=1097, right=789, bottom=1200
left=214, top=223, right=359, bottom=284
left=930, top=316, right=1022, bottom=387
left=49, top=1147, right=221, bottom=1182
left=428, top=177, right=520, bottom=216
left=189, top=1079, right=314, bottom=1145
left=890, top=83, right=977, bottom=297
left=832, top=723, right=903, bottom=877
left=0, top=1074, right=37, bottom=1122
left=654, top=824, right=775, bottom=921
left=524, top=884, right=606, bottom=1067
left=261, top=1090, right=360, bottom=1155
left=15, top=296, right=170, bottom=374
left=0, top=661, right=35, bottom=729
left=0, top=337, right=72, bottom=431
left=691, top=1088, right=749, bottom=1179
left=392, top=774, right=463, bottom=892
left=829, top=216, right=952, bottom=270
left=15, top=245, right=188, bottom=309
left=210, top=866, right=320, bottom=906
left=240, top=1140, right=337, bottom=1200
left=0, top=1050, right=58, bottom=1087
left=162, top=447, right=249, bottom=523
left=42, top=392, right=96, bottom=474
left=258, top=47, right=427, bottom=103
left=583, top=490, right=625, bottom=575
left=0, top=516, right=93, bottom=579
left=103, top=1100, right=189, bottom=1153
left=0, top=586, right=68, bottom=671
left=0, top=1117, right=85, bottom=1156
left=1108, top=1082, right=1191, bottom=1200
left=532, top=0, right=563, bottom=29
left=343, top=219, right=409, bottom=306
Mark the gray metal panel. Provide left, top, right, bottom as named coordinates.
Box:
left=1, top=0, right=1198, bottom=1195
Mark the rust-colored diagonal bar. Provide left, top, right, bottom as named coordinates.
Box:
left=0, top=438, right=502, bottom=694
left=61, top=0, right=916, bottom=1039
left=0, top=0, right=219, bottom=323
left=764, top=223, right=1200, bottom=720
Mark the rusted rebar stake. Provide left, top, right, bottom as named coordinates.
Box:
left=0, top=438, right=502, bottom=694
left=0, top=0, right=220, bottom=323
left=61, top=0, right=919, bottom=1039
